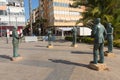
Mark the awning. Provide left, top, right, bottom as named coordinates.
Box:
left=58, top=27, right=72, bottom=31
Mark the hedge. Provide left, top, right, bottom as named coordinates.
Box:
left=114, top=40, right=120, bottom=48
left=81, top=37, right=94, bottom=44
left=65, top=36, right=80, bottom=42
left=65, top=36, right=120, bottom=48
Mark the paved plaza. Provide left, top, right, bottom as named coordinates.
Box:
left=0, top=37, right=120, bottom=80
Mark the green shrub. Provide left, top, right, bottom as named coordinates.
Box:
left=65, top=36, right=72, bottom=41
left=65, top=36, right=80, bottom=42
left=81, top=37, right=94, bottom=44
left=65, top=36, right=120, bottom=48
left=113, top=40, right=120, bottom=48
left=65, top=36, right=94, bottom=44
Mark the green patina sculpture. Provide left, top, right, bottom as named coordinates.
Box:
left=106, top=23, right=113, bottom=53
left=91, top=18, right=107, bottom=64
left=12, top=26, right=20, bottom=57
left=71, top=26, right=77, bottom=46
left=47, top=29, right=52, bottom=46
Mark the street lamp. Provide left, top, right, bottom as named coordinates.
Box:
left=7, top=8, right=11, bottom=26
left=29, top=0, right=33, bottom=36
left=22, top=9, right=24, bottom=16
left=14, top=12, right=20, bottom=29
left=15, top=16, right=18, bottom=28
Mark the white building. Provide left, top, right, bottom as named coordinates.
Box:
left=0, top=0, right=25, bottom=36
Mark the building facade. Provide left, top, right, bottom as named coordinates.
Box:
left=39, top=0, right=85, bottom=36
left=31, top=8, right=39, bottom=23
left=0, top=0, right=25, bottom=36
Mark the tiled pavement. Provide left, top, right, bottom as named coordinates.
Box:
left=0, top=37, right=120, bottom=80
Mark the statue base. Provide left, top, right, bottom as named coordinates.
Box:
left=104, top=51, right=115, bottom=57
left=47, top=45, right=53, bottom=48
left=71, top=44, right=78, bottom=48
left=11, top=56, right=23, bottom=61
left=89, top=63, right=108, bottom=71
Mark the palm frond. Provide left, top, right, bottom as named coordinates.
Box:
left=102, top=15, right=114, bottom=23
left=91, top=7, right=101, bottom=16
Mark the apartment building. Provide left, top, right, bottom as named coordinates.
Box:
left=0, top=0, right=25, bottom=36
left=31, top=8, right=39, bottom=23
left=39, top=0, right=85, bottom=36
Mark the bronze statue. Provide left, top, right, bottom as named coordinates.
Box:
left=91, top=18, right=107, bottom=64
left=71, top=26, right=77, bottom=46
left=47, top=29, right=52, bottom=46
left=106, top=23, right=113, bottom=53
left=12, top=26, right=21, bottom=57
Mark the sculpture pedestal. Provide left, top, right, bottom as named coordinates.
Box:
left=47, top=45, right=53, bottom=48
left=89, top=63, right=108, bottom=71
left=104, top=51, right=115, bottom=57
left=71, top=44, right=78, bottom=48
left=11, top=56, right=23, bottom=61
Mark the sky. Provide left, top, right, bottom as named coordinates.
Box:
left=24, top=0, right=39, bottom=21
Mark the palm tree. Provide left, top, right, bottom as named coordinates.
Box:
left=74, top=0, right=120, bottom=39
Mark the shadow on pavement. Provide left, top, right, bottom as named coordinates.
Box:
left=49, top=59, right=89, bottom=68
left=35, top=45, right=46, bottom=47
left=54, top=40, right=70, bottom=43
left=0, top=55, right=11, bottom=60
left=71, top=51, right=92, bottom=54
left=54, top=44, right=69, bottom=47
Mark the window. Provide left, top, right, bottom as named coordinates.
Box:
left=0, top=10, right=7, bottom=15
left=0, top=2, right=5, bottom=6
left=53, top=2, right=69, bottom=7
left=53, top=10, right=80, bottom=16
left=0, top=10, right=4, bottom=15
left=69, top=11, right=80, bottom=15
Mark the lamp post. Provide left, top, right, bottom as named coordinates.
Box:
left=6, top=8, right=10, bottom=43
left=29, top=0, right=33, bottom=36
left=6, top=29, right=10, bottom=44
left=15, top=12, right=21, bottom=29
left=15, top=16, right=18, bottom=28
left=22, top=9, right=24, bottom=15
left=7, top=8, right=10, bottom=26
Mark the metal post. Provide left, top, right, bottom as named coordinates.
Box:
left=8, top=8, right=10, bottom=26
left=6, top=8, right=10, bottom=43
left=6, top=29, right=10, bottom=44
left=29, top=0, right=33, bottom=36
left=0, top=25, right=2, bottom=37
left=16, top=16, right=17, bottom=28
left=7, top=8, right=11, bottom=26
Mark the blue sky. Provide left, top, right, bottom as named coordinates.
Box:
left=24, top=0, right=39, bottom=21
